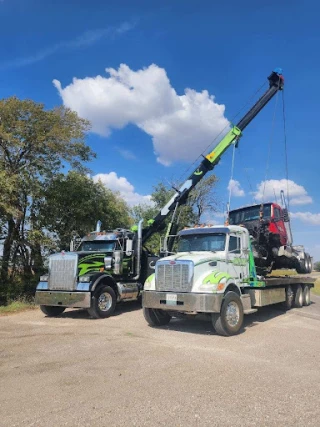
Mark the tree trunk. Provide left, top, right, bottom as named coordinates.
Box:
left=31, top=243, right=44, bottom=275
left=0, top=217, right=15, bottom=283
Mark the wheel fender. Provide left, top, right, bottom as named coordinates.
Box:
left=224, top=282, right=241, bottom=297
left=91, top=274, right=117, bottom=293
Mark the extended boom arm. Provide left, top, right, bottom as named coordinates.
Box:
left=142, top=69, right=284, bottom=243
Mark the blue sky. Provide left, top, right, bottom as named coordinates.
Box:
left=1, top=0, right=319, bottom=260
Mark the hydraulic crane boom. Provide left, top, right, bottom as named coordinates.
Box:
left=142, top=68, right=284, bottom=244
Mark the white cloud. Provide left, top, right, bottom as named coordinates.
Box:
left=291, top=212, right=320, bottom=225
left=253, top=179, right=312, bottom=206
left=53, top=63, right=229, bottom=165
left=116, top=148, right=137, bottom=160
left=227, top=179, right=245, bottom=197
left=92, top=172, right=153, bottom=207
left=0, top=22, right=135, bottom=69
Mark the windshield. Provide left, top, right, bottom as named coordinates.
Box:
left=177, top=233, right=226, bottom=252
left=229, top=205, right=271, bottom=224
left=78, top=240, right=116, bottom=252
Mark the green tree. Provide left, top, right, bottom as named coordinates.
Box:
left=314, top=261, right=320, bottom=272
left=0, top=96, right=93, bottom=286
left=187, top=175, right=218, bottom=222
left=39, top=171, right=132, bottom=250
left=131, top=175, right=218, bottom=254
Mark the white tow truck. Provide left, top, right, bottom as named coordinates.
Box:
left=142, top=225, right=315, bottom=336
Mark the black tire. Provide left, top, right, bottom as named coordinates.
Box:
left=306, top=254, right=313, bottom=274
left=296, top=257, right=307, bottom=274
left=40, top=305, right=65, bottom=317
left=88, top=285, right=116, bottom=319
left=212, top=292, right=244, bottom=337
left=143, top=307, right=171, bottom=326
left=281, top=285, right=294, bottom=311
left=302, top=286, right=311, bottom=306
left=294, top=284, right=303, bottom=308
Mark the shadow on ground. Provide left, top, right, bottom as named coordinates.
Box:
left=55, top=300, right=142, bottom=320
left=154, top=304, right=296, bottom=336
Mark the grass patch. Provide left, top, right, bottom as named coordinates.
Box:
left=0, top=298, right=37, bottom=316
left=312, top=278, right=320, bottom=296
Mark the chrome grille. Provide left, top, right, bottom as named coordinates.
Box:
left=48, top=253, right=78, bottom=291
left=155, top=260, right=193, bottom=292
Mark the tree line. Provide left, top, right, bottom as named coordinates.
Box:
left=0, top=97, right=218, bottom=303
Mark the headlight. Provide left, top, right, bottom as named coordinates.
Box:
left=144, top=273, right=155, bottom=290
left=40, top=275, right=49, bottom=282
left=198, top=282, right=225, bottom=292
left=79, top=275, right=91, bottom=283
left=198, top=283, right=217, bottom=292
left=104, top=256, right=112, bottom=269
left=144, top=281, right=151, bottom=290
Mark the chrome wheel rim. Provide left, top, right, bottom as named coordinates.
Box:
left=98, top=292, right=112, bottom=312
left=225, top=301, right=240, bottom=327
left=299, top=290, right=303, bottom=306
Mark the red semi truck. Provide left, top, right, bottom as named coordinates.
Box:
left=229, top=196, right=312, bottom=274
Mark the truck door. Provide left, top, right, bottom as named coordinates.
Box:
left=272, top=206, right=287, bottom=246
left=227, top=234, right=247, bottom=281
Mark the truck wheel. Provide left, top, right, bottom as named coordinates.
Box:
left=294, top=284, right=303, bottom=308
left=212, top=292, right=244, bottom=337
left=302, top=286, right=311, bottom=306
left=40, top=305, right=65, bottom=317
left=281, top=285, right=294, bottom=310
left=306, top=254, right=313, bottom=274
left=143, top=308, right=171, bottom=326
left=88, top=285, right=116, bottom=319
left=296, top=258, right=307, bottom=274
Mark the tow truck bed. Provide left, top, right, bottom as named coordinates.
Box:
left=264, top=276, right=315, bottom=287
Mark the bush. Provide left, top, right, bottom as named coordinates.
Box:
left=0, top=274, right=39, bottom=306
left=314, top=261, right=320, bottom=272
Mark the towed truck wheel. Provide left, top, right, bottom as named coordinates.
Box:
left=306, top=254, right=313, bottom=274
left=88, top=285, right=116, bottom=319
left=296, top=254, right=311, bottom=274
left=143, top=308, right=171, bottom=326
left=212, top=292, right=244, bottom=337
left=40, top=305, right=66, bottom=317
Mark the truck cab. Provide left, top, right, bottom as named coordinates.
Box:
left=35, top=221, right=158, bottom=318
left=143, top=224, right=314, bottom=336
left=143, top=225, right=255, bottom=334
left=229, top=203, right=288, bottom=248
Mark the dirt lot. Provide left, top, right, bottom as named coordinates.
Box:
left=1, top=296, right=320, bottom=427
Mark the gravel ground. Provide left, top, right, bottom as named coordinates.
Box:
left=1, top=296, right=320, bottom=427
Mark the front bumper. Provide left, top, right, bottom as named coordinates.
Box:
left=35, top=291, right=91, bottom=308
left=142, top=291, right=223, bottom=313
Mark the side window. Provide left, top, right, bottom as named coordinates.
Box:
left=228, top=236, right=241, bottom=254
left=274, top=208, right=281, bottom=221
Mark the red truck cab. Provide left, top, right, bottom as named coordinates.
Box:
left=229, top=203, right=288, bottom=248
